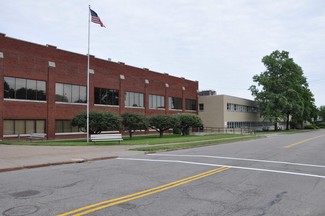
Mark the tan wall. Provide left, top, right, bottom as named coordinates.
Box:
left=198, top=95, right=224, bottom=128
left=199, top=95, right=263, bottom=128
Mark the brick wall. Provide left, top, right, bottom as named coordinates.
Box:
left=0, top=34, right=198, bottom=140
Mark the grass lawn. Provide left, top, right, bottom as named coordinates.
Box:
left=0, top=133, right=259, bottom=149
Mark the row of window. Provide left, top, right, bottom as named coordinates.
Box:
left=227, top=121, right=272, bottom=128
left=4, top=77, right=46, bottom=101
left=4, top=77, right=197, bottom=110
left=227, top=103, right=259, bottom=113
left=3, top=120, right=46, bottom=135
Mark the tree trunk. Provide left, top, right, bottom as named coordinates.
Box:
left=159, top=131, right=164, bottom=138
left=286, top=113, right=290, bottom=130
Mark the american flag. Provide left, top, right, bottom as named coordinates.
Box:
left=90, top=9, right=106, bottom=28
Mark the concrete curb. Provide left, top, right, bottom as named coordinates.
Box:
left=0, top=156, right=118, bottom=173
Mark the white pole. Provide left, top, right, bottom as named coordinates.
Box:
left=87, top=5, right=91, bottom=143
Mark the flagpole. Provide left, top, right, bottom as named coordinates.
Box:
left=86, top=5, right=91, bottom=143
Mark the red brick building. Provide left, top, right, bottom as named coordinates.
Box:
left=0, top=34, right=198, bottom=140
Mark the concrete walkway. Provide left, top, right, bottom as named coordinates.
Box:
left=0, top=144, right=143, bottom=172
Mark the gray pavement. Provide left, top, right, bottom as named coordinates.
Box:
left=0, top=144, right=143, bottom=172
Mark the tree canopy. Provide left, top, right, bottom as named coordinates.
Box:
left=121, top=113, right=148, bottom=139
left=177, top=114, right=203, bottom=135
left=319, top=106, right=325, bottom=122
left=249, top=50, right=316, bottom=130
left=149, top=115, right=179, bottom=137
left=71, top=111, right=121, bottom=134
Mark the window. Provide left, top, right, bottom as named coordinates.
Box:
left=95, top=87, right=119, bottom=105
left=4, top=77, right=46, bottom=101
left=125, top=92, right=144, bottom=107
left=227, top=103, right=258, bottom=113
left=55, top=120, right=79, bottom=133
left=3, top=120, right=45, bottom=135
left=169, top=97, right=182, bottom=110
left=185, top=99, right=197, bottom=111
left=55, top=83, right=86, bottom=103
left=199, top=103, right=204, bottom=111
left=149, top=94, right=165, bottom=109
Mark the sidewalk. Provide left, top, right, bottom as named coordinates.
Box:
left=0, top=144, right=143, bottom=172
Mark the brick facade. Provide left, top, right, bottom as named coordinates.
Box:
left=0, top=34, right=198, bottom=140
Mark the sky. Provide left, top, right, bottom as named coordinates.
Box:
left=1, top=0, right=325, bottom=107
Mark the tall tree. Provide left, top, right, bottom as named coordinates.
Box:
left=249, top=50, right=315, bottom=130
left=121, top=113, right=148, bottom=139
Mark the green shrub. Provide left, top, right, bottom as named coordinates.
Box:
left=316, top=122, right=325, bottom=128
left=304, top=124, right=317, bottom=129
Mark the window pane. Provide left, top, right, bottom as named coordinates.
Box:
left=37, top=81, right=46, bottom=101
left=27, top=79, right=37, bottom=100
left=15, top=120, right=25, bottom=134
left=129, top=92, right=135, bottom=106
left=55, top=121, right=63, bottom=133
left=16, top=78, right=26, bottom=99
left=63, top=84, right=72, bottom=103
left=3, top=120, right=14, bottom=135
left=139, top=93, right=144, bottom=107
left=4, top=77, right=15, bottom=99
left=80, top=86, right=87, bottom=103
left=55, top=83, right=64, bottom=102
left=36, top=120, right=45, bottom=133
left=26, top=120, right=35, bottom=133
left=106, top=90, right=113, bottom=105
left=113, top=90, right=119, bottom=105
left=63, top=120, right=71, bottom=132
left=94, top=88, right=101, bottom=104
left=72, top=85, right=80, bottom=103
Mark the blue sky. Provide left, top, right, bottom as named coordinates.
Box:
left=1, top=0, right=325, bottom=106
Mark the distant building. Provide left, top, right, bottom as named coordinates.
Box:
left=198, top=90, right=216, bottom=96
left=0, top=33, right=198, bottom=140
left=198, top=94, right=266, bottom=129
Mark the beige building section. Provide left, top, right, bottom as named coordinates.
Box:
left=198, top=95, right=264, bottom=128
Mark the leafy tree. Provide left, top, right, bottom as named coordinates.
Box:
left=71, top=111, right=121, bottom=134
left=149, top=115, right=179, bottom=138
left=319, top=106, right=325, bottom=122
left=121, top=113, right=148, bottom=139
left=249, top=50, right=316, bottom=130
left=177, top=114, right=203, bottom=136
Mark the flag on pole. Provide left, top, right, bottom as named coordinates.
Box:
left=90, top=9, right=106, bottom=27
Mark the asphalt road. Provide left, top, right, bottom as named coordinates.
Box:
left=1, top=130, right=325, bottom=216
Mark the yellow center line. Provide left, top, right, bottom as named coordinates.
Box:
left=57, top=166, right=230, bottom=216
left=284, top=134, right=325, bottom=148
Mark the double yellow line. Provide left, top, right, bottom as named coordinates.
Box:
left=285, top=134, right=325, bottom=148
left=57, top=166, right=230, bottom=216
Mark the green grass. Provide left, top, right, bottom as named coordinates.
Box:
left=1, top=133, right=255, bottom=147
left=130, top=136, right=261, bottom=152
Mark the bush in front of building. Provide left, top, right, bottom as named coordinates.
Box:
left=121, top=113, right=149, bottom=139
left=177, top=114, right=203, bottom=136
left=149, top=115, right=179, bottom=138
left=71, top=111, right=121, bottom=134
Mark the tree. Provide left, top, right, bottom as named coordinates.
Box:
left=121, top=113, right=148, bottom=139
left=319, top=106, right=325, bottom=122
left=149, top=115, right=179, bottom=138
left=71, top=111, right=121, bottom=134
left=177, top=114, right=203, bottom=136
left=249, top=50, right=316, bottom=130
